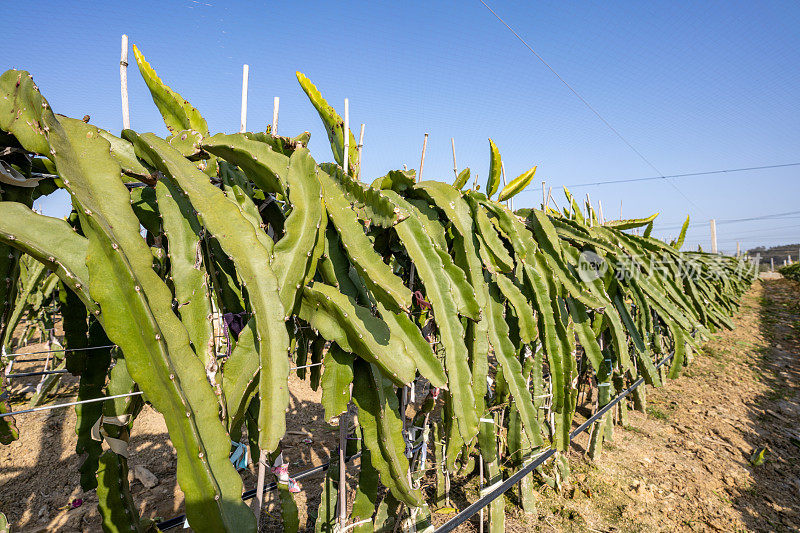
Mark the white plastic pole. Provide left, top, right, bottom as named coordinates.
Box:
left=451, top=137, right=458, bottom=180
left=120, top=35, right=130, bottom=130
left=541, top=181, right=546, bottom=209
left=710, top=219, right=717, bottom=254
left=272, top=96, right=279, bottom=135
left=343, top=99, right=349, bottom=173
left=357, top=123, right=365, bottom=169
left=240, top=64, right=249, bottom=133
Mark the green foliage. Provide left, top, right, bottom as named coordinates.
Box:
left=0, top=53, right=755, bottom=533
left=779, top=262, right=800, bottom=282
left=498, top=165, right=537, bottom=202
left=486, top=139, right=502, bottom=198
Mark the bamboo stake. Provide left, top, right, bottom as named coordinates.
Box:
left=240, top=64, right=249, bottom=133
left=586, top=193, right=592, bottom=226
left=254, top=450, right=267, bottom=528
left=541, top=181, right=546, bottom=209
left=478, top=455, right=485, bottom=533
left=451, top=137, right=458, bottom=180
left=501, top=162, right=511, bottom=210
left=418, top=133, right=429, bottom=180
left=338, top=406, right=348, bottom=530
left=343, top=98, right=349, bottom=174
left=120, top=35, right=130, bottom=130
left=598, top=200, right=605, bottom=224
left=272, top=96, right=279, bottom=135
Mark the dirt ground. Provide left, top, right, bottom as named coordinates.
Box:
left=1, top=277, right=798, bottom=532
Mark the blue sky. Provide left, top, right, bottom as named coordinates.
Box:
left=4, top=1, right=799, bottom=253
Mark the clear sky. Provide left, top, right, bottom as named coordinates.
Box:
left=4, top=1, right=799, bottom=254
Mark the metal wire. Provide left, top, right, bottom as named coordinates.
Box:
left=4, top=357, right=51, bottom=363
left=6, top=369, right=68, bottom=379
left=1, top=362, right=324, bottom=415
left=291, top=362, right=323, bottom=371
left=0, top=391, right=144, bottom=418
left=3, top=344, right=116, bottom=357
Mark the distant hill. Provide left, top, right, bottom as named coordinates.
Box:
left=748, top=243, right=800, bottom=266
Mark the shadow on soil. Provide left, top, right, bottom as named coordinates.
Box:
left=1, top=353, right=341, bottom=531
left=734, top=278, right=800, bottom=531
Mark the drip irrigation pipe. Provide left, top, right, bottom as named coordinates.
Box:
left=433, top=351, right=674, bottom=533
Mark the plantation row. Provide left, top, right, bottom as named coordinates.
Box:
left=779, top=262, right=800, bottom=282
left=0, top=45, right=754, bottom=532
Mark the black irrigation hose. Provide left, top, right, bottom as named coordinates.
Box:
left=433, top=351, right=675, bottom=533
left=156, top=451, right=363, bottom=531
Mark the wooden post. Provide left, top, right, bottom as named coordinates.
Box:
left=619, top=200, right=623, bottom=220
left=771, top=257, right=774, bottom=271
left=451, top=137, right=458, bottom=180
left=598, top=199, right=605, bottom=224
left=418, top=133, right=429, bottom=180
left=240, top=64, right=249, bottom=133
left=736, top=242, right=741, bottom=257
left=343, top=98, right=349, bottom=174
left=272, top=96, right=279, bottom=135
left=357, top=124, right=365, bottom=166
left=120, top=35, right=130, bottom=130
left=710, top=219, right=719, bottom=254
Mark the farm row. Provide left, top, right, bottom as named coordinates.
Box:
left=0, top=45, right=755, bottom=532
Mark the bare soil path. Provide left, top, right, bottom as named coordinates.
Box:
left=478, top=278, right=800, bottom=532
